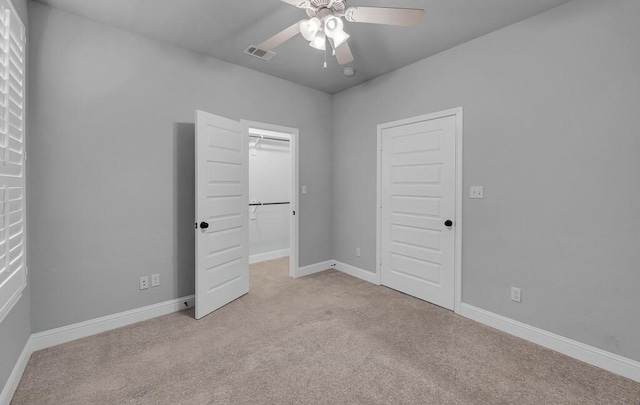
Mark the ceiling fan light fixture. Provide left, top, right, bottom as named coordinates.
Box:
left=324, top=15, right=344, bottom=38
left=300, top=17, right=321, bottom=41
left=309, top=31, right=326, bottom=51
left=324, top=15, right=349, bottom=47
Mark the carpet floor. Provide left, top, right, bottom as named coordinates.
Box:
left=12, top=258, right=640, bottom=404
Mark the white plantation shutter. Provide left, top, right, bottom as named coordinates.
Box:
left=0, top=0, right=25, bottom=324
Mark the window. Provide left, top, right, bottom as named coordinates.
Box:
left=0, top=0, right=25, bottom=324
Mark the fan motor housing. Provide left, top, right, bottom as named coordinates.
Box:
left=306, top=0, right=346, bottom=18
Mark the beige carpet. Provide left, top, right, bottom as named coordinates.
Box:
left=12, top=258, right=640, bottom=404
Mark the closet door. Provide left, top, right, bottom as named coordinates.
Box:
left=195, top=111, right=249, bottom=320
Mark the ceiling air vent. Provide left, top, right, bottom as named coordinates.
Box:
left=244, top=45, right=276, bottom=61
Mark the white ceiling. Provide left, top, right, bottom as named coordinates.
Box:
left=36, top=0, right=572, bottom=94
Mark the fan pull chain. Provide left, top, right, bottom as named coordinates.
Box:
left=323, top=41, right=327, bottom=69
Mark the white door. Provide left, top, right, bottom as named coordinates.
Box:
left=380, top=115, right=456, bottom=310
left=195, top=110, right=249, bottom=320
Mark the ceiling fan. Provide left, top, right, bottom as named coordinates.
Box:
left=255, top=0, right=425, bottom=67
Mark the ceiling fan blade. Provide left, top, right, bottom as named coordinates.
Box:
left=344, top=7, right=425, bottom=27
left=257, top=21, right=303, bottom=52
left=280, top=0, right=310, bottom=8
left=335, top=41, right=354, bottom=65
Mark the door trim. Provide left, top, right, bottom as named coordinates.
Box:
left=376, top=107, right=463, bottom=313
left=241, top=120, right=299, bottom=279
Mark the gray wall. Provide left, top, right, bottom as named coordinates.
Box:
left=0, top=0, right=30, bottom=394
left=28, top=1, right=332, bottom=332
left=332, top=0, right=640, bottom=362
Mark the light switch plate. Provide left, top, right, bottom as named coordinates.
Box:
left=470, top=186, right=484, bottom=199
left=302, top=185, right=307, bottom=194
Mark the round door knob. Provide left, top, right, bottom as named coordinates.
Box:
left=200, top=221, right=209, bottom=229
left=444, top=220, right=453, bottom=227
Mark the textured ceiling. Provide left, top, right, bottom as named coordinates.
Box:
left=36, top=0, right=572, bottom=94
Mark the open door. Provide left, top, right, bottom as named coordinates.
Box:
left=195, top=110, right=249, bottom=319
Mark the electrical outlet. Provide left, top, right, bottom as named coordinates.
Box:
left=470, top=186, right=484, bottom=199
left=356, top=248, right=361, bottom=257
left=139, top=276, right=149, bottom=290
left=511, top=287, right=521, bottom=303
left=151, top=274, right=160, bottom=287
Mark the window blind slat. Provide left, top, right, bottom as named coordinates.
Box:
left=8, top=65, right=22, bottom=87
left=8, top=137, right=21, bottom=153
left=8, top=208, right=20, bottom=225
left=9, top=243, right=22, bottom=263
left=7, top=123, right=21, bottom=141
left=7, top=257, right=22, bottom=275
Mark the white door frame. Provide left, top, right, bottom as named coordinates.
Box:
left=376, top=107, right=463, bottom=313
left=241, top=120, right=299, bottom=278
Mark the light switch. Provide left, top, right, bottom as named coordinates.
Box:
left=470, top=186, right=484, bottom=199
left=302, top=186, right=307, bottom=194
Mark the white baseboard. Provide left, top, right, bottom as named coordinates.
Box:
left=294, top=260, right=380, bottom=283
left=333, top=261, right=380, bottom=285
left=1, top=295, right=196, bottom=405
left=0, top=335, right=33, bottom=405
left=249, top=249, right=290, bottom=264
left=295, top=260, right=334, bottom=278
left=458, top=303, right=640, bottom=383
left=30, top=295, right=195, bottom=352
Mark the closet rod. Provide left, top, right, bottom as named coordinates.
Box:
left=249, top=202, right=290, bottom=206
left=249, top=134, right=290, bottom=143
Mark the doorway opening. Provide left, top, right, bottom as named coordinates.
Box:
left=243, top=120, right=299, bottom=280
left=195, top=111, right=299, bottom=319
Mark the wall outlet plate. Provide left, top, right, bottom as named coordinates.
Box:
left=356, top=248, right=361, bottom=257
left=470, top=186, right=484, bottom=199
left=140, top=276, right=149, bottom=290
left=151, top=274, right=160, bottom=287
left=511, top=287, right=521, bottom=303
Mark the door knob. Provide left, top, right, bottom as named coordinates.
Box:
left=200, top=221, right=209, bottom=229
left=444, top=220, right=453, bottom=227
